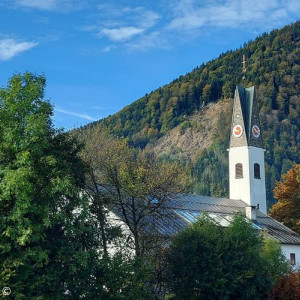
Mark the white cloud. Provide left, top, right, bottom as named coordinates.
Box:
left=15, top=0, right=56, bottom=10
left=131, top=8, right=160, bottom=28
left=126, top=31, right=170, bottom=51
left=83, top=4, right=160, bottom=46
left=168, top=0, right=300, bottom=31
left=8, top=0, right=85, bottom=12
left=0, top=39, right=38, bottom=61
left=285, top=0, right=300, bottom=11
left=102, top=45, right=116, bottom=53
left=56, top=108, right=98, bottom=121
left=79, top=0, right=300, bottom=53
left=101, top=27, right=144, bottom=42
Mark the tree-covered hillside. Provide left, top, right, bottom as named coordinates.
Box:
left=91, top=21, right=300, bottom=208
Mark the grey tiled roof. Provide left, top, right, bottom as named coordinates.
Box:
left=111, top=194, right=300, bottom=245
left=255, top=211, right=300, bottom=245
left=165, top=194, right=300, bottom=245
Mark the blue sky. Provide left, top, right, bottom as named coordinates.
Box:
left=0, top=0, right=300, bottom=129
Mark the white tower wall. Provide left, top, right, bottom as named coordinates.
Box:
left=229, top=146, right=267, bottom=214
left=229, top=146, right=251, bottom=205
left=248, top=147, right=267, bottom=213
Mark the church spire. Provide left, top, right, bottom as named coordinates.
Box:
left=230, top=86, right=263, bottom=149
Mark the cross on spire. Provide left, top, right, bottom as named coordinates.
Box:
left=242, top=54, right=247, bottom=79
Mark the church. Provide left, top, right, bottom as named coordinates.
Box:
left=110, top=85, right=300, bottom=266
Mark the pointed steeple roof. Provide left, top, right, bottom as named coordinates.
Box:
left=230, top=86, right=263, bottom=148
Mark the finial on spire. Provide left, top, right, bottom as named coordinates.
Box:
left=242, top=54, right=247, bottom=80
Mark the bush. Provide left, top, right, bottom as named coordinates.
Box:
left=166, top=214, right=288, bottom=300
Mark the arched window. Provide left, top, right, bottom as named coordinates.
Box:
left=235, top=163, right=243, bottom=178
left=290, top=253, right=296, bottom=265
left=254, top=163, right=260, bottom=179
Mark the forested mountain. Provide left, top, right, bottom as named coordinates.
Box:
left=88, top=21, right=300, bottom=208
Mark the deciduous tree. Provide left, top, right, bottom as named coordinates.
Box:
left=270, top=164, right=300, bottom=234
left=78, top=125, right=190, bottom=258
left=269, top=272, right=300, bottom=300
left=166, top=215, right=279, bottom=300
left=0, top=73, right=98, bottom=299
left=76, top=125, right=122, bottom=257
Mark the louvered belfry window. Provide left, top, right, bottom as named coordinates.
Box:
left=254, top=163, right=260, bottom=179
left=235, top=163, right=243, bottom=178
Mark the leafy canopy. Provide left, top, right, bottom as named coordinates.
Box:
left=166, top=214, right=289, bottom=300
left=270, top=164, right=300, bottom=234
left=77, top=125, right=191, bottom=258
left=0, top=73, right=97, bottom=299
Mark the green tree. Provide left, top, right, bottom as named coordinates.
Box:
left=75, top=125, right=192, bottom=298
left=166, top=215, right=276, bottom=300
left=76, top=125, right=122, bottom=257
left=0, top=73, right=98, bottom=299
left=262, top=238, right=291, bottom=285
left=202, top=83, right=212, bottom=104
left=222, top=81, right=235, bottom=99
left=78, top=129, right=190, bottom=258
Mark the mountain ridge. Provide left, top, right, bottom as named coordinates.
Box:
left=84, top=21, right=300, bottom=207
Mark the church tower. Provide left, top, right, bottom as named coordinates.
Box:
left=228, top=86, right=267, bottom=213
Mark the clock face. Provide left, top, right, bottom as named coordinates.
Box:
left=233, top=124, right=243, bottom=138
left=252, top=125, right=260, bottom=138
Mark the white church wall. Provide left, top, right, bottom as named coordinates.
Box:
left=106, top=211, right=134, bottom=257
left=280, top=244, right=300, bottom=269
left=248, top=146, right=267, bottom=213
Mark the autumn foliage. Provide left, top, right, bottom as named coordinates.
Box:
left=269, top=272, right=300, bottom=300
left=270, top=164, right=300, bottom=234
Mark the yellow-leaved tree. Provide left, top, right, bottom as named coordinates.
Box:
left=270, top=164, right=300, bottom=234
